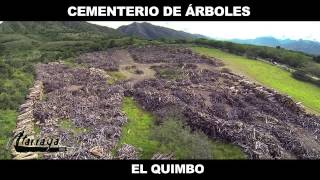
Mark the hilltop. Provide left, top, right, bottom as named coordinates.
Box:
left=117, top=22, right=206, bottom=40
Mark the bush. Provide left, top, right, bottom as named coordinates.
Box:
left=0, top=61, right=13, bottom=79
left=292, top=70, right=311, bottom=81
left=221, top=67, right=231, bottom=73
left=152, top=118, right=213, bottom=159
left=157, top=68, right=183, bottom=80
left=0, top=44, right=5, bottom=55
left=313, top=56, right=320, bottom=63
left=302, top=63, right=320, bottom=77
left=292, top=70, right=320, bottom=87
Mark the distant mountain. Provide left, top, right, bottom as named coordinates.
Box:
left=0, top=21, right=120, bottom=37
left=117, top=22, right=206, bottom=40
left=231, top=37, right=320, bottom=55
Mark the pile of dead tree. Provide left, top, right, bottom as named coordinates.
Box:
left=116, top=144, right=139, bottom=160
left=132, top=63, right=320, bottom=159
left=17, top=46, right=320, bottom=160
left=33, top=63, right=127, bottom=159
left=128, top=45, right=223, bottom=66
left=11, top=81, right=44, bottom=160
left=77, top=49, right=119, bottom=71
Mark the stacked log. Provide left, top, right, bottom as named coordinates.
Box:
left=128, top=45, right=223, bottom=66
left=151, top=153, right=175, bottom=160
left=32, top=63, right=128, bottom=159
left=116, top=144, right=139, bottom=160
left=132, top=63, right=320, bottom=159
left=11, top=81, right=44, bottom=160
left=10, top=47, right=320, bottom=160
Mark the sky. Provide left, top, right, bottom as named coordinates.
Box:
left=1, top=21, right=320, bottom=41
left=89, top=21, right=320, bottom=41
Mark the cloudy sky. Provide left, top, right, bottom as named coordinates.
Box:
left=1, top=21, right=320, bottom=41
left=89, top=21, right=320, bottom=41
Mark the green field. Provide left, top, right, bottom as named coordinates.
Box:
left=0, top=110, right=17, bottom=159
left=119, top=97, right=246, bottom=159
left=193, top=47, right=320, bottom=114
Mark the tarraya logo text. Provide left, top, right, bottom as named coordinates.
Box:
left=8, top=131, right=67, bottom=152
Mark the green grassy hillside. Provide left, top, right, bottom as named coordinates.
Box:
left=0, top=21, right=121, bottom=37
left=193, top=47, right=320, bottom=114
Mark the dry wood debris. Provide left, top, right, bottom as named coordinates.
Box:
left=12, top=46, right=320, bottom=159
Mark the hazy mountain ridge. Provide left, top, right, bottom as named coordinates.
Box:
left=117, top=22, right=206, bottom=40
left=231, top=37, right=320, bottom=55
left=0, top=21, right=121, bottom=37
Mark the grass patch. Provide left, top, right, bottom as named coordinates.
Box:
left=211, top=141, right=247, bottom=159
left=0, top=110, right=17, bottom=159
left=153, top=118, right=246, bottom=159
left=119, top=97, right=246, bottom=159
left=62, top=58, right=87, bottom=69
left=107, top=71, right=127, bottom=84
left=59, top=118, right=88, bottom=136
left=63, top=57, right=94, bottom=69
left=42, top=93, right=48, bottom=101
left=119, top=97, right=160, bottom=159
left=192, top=46, right=320, bottom=114
left=157, top=68, right=183, bottom=80
left=34, top=124, right=41, bottom=136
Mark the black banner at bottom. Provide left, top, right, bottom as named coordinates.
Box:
left=0, top=160, right=317, bottom=177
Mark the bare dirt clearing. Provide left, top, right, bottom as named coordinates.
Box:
left=116, top=49, right=158, bottom=82
left=12, top=45, right=320, bottom=159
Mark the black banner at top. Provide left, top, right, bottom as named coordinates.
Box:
left=0, top=0, right=319, bottom=21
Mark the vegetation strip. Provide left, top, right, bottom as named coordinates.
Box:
left=0, top=110, right=17, bottom=159
left=119, top=97, right=160, bottom=159
left=119, top=97, right=246, bottom=159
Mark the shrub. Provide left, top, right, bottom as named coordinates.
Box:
left=302, top=63, right=320, bottom=77
left=157, top=68, right=183, bottom=80
left=292, top=70, right=320, bottom=87
left=152, top=118, right=213, bottom=159
left=313, top=56, right=320, bottom=63
left=292, top=70, right=310, bottom=81
left=221, top=67, right=231, bottom=73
